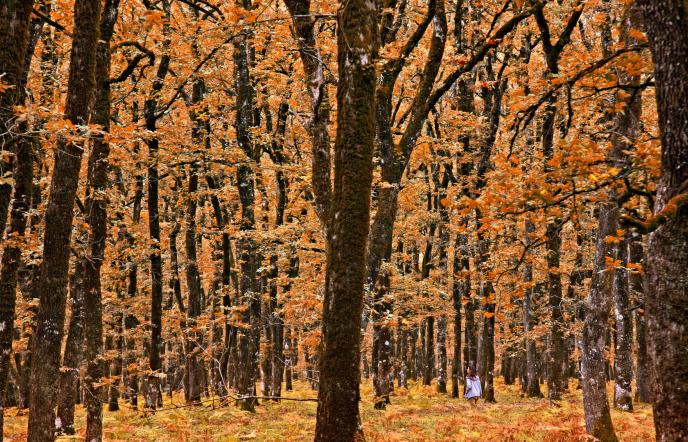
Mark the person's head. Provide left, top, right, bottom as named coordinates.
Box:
left=466, top=363, right=476, bottom=377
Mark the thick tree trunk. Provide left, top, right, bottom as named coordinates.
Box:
left=0, top=0, right=35, bottom=241
left=314, top=3, right=377, bottom=440
left=27, top=0, right=102, bottom=439
left=0, top=133, right=33, bottom=435
left=15, top=20, right=55, bottom=406
left=82, top=2, right=119, bottom=439
left=233, top=11, right=260, bottom=409
left=0, top=2, right=35, bottom=433
left=637, top=1, right=688, bottom=439
left=142, top=0, right=171, bottom=408
left=581, top=200, right=619, bottom=442
left=0, top=81, right=33, bottom=442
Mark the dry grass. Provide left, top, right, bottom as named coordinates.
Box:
left=4, top=378, right=654, bottom=441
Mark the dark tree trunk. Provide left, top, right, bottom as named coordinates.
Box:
left=479, top=279, right=496, bottom=403
left=233, top=8, right=260, bottom=409
left=184, top=79, right=206, bottom=405
left=27, top=0, right=102, bottom=439
left=545, top=216, right=565, bottom=401
left=314, top=2, right=377, bottom=439
left=523, top=219, right=542, bottom=398
left=0, top=132, right=33, bottom=434
left=423, top=316, right=435, bottom=386
left=0, top=0, right=35, bottom=241
left=264, top=103, right=289, bottom=399
left=168, top=212, right=184, bottom=312
left=541, top=96, right=565, bottom=401
left=637, top=1, right=688, bottom=439
left=464, top=293, right=477, bottom=374
left=16, top=22, right=55, bottom=405
left=370, top=186, right=396, bottom=408
left=0, top=58, right=34, bottom=442
left=534, top=4, right=583, bottom=403
left=0, top=1, right=36, bottom=434
left=451, top=233, right=467, bottom=398
left=436, top=316, right=448, bottom=393
left=581, top=200, right=619, bottom=442
left=283, top=0, right=331, bottom=225
left=56, top=268, right=85, bottom=435
left=123, top=139, right=142, bottom=408
left=613, top=236, right=633, bottom=411
left=284, top=328, right=293, bottom=391
left=629, top=234, right=650, bottom=403
left=409, top=327, right=418, bottom=381
left=82, top=2, right=119, bottom=439
left=142, top=0, right=171, bottom=410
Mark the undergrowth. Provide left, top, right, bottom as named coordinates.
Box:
left=4, top=379, right=654, bottom=441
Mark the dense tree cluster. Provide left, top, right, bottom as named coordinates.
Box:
left=0, top=0, right=685, bottom=441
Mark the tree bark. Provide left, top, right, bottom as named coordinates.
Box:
left=142, top=0, right=171, bottom=409
left=629, top=234, right=650, bottom=403
left=0, top=15, right=34, bottom=434
left=184, top=79, right=206, bottom=405
left=523, top=218, right=542, bottom=398
left=27, top=0, right=102, bottom=439
left=55, top=267, right=85, bottom=435
left=451, top=233, right=467, bottom=398
left=612, top=236, right=633, bottom=411
left=0, top=2, right=36, bottom=433
left=314, top=2, right=377, bottom=439
left=82, top=2, right=119, bottom=439
left=637, top=1, right=688, bottom=439
left=0, top=0, right=35, bottom=240
left=233, top=5, right=260, bottom=409
left=282, top=0, right=331, bottom=225
left=581, top=200, right=619, bottom=442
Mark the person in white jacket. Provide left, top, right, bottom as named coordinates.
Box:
left=464, top=364, right=482, bottom=407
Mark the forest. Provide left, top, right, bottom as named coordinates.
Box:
left=0, top=0, right=686, bottom=440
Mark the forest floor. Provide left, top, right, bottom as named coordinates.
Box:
left=4, top=378, right=654, bottom=441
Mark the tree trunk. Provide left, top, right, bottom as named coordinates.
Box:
left=28, top=0, right=101, bottom=439
left=436, top=316, right=448, bottom=393
left=184, top=79, right=206, bottom=405
left=142, top=0, right=171, bottom=409
left=451, top=233, right=467, bottom=398
left=629, top=234, right=650, bottom=403
left=0, top=1, right=36, bottom=433
left=233, top=9, right=260, bottom=409
left=581, top=200, right=619, bottom=442
left=637, top=1, right=688, bottom=439
left=0, top=0, right=35, bottom=241
left=612, top=236, right=633, bottom=411
left=314, top=2, right=377, bottom=440
left=523, top=219, right=542, bottom=398
left=545, top=217, right=565, bottom=401
left=56, top=268, right=85, bottom=435
left=423, top=316, right=435, bottom=386
left=82, top=2, right=118, bottom=439
left=0, top=62, right=34, bottom=442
